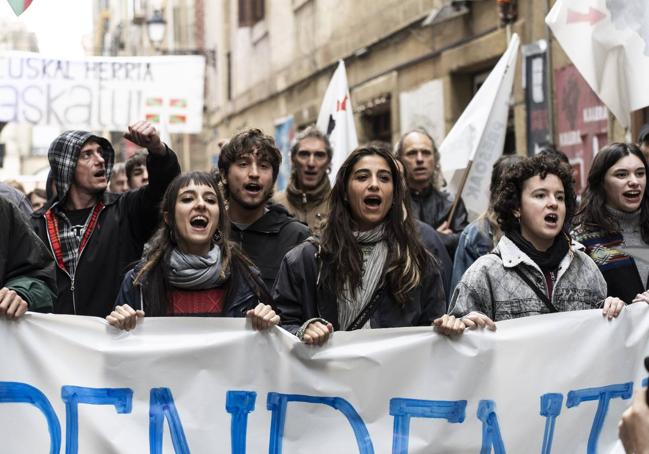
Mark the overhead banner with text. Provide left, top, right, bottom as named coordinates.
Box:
left=0, top=52, right=205, bottom=133
left=1, top=306, right=648, bottom=453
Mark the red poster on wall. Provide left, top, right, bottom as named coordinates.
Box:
left=554, top=64, right=608, bottom=194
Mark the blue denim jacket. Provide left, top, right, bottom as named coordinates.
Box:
left=450, top=217, right=494, bottom=294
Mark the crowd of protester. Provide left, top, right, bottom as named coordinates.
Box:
left=2, top=120, right=649, bottom=449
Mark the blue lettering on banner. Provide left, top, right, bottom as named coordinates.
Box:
left=60, top=386, right=133, bottom=454
left=539, top=393, right=563, bottom=454
left=389, top=398, right=466, bottom=454
left=226, top=391, right=257, bottom=454
left=566, top=382, right=633, bottom=454
left=266, top=392, right=374, bottom=454
left=149, top=388, right=191, bottom=454
left=0, top=381, right=61, bottom=454
left=477, top=400, right=506, bottom=454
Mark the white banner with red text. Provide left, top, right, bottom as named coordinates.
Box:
left=1, top=305, right=648, bottom=453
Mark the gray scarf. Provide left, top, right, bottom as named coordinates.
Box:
left=337, top=224, right=388, bottom=330
left=167, top=245, right=227, bottom=290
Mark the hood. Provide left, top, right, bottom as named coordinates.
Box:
left=48, top=130, right=114, bottom=203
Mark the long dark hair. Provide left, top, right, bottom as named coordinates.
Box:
left=575, top=142, right=649, bottom=242
left=319, top=145, right=431, bottom=305
left=134, top=171, right=266, bottom=315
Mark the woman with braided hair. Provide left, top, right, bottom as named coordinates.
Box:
left=107, top=171, right=278, bottom=330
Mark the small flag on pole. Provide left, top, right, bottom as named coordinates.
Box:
left=316, top=60, right=358, bottom=183
left=7, top=0, right=33, bottom=16
left=439, top=33, right=520, bottom=219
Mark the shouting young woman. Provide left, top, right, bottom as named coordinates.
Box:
left=436, top=155, right=624, bottom=335
left=572, top=143, right=649, bottom=304
left=106, top=171, right=278, bottom=330
left=272, top=144, right=446, bottom=345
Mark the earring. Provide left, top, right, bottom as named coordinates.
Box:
left=212, top=229, right=222, bottom=244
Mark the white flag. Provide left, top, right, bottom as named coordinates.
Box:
left=317, top=60, right=358, bottom=183
left=439, top=34, right=520, bottom=219
left=546, top=0, right=649, bottom=128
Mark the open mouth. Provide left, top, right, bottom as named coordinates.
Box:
left=94, top=170, right=106, bottom=178
left=623, top=190, right=641, bottom=200
left=190, top=215, right=209, bottom=229
left=244, top=183, right=262, bottom=194
left=544, top=213, right=559, bottom=224
left=364, top=195, right=382, bottom=207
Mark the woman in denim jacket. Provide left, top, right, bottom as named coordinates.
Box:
left=435, top=155, right=625, bottom=335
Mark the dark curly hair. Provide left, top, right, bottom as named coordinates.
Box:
left=575, top=142, right=649, bottom=241
left=493, top=155, right=576, bottom=234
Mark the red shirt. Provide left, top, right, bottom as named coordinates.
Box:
left=167, top=288, right=226, bottom=316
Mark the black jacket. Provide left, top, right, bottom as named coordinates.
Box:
left=32, top=150, right=181, bottom=317
left=0, top=197, right=56, bottom=312
left=416, top=220, right=452, bottom=304
left=230, top=203, right=310, bottom=290
left=272, top=241, right=446, bottom=335
left=408, top=185, right=469, bottom=257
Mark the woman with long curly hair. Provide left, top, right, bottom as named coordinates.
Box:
left=572, top=143, right=649, bottom=304
left=272, top=144, right=446, bottom=345
left=106, top=171, right=278, bottom=330
left=436, top=154, right=625, bottom=335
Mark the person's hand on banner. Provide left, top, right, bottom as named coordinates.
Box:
left=434, top=312, right=496, bottom=336
left=246, top=303, right=280, bottom=330
left=124, top=121, right=167, bottom=156
left=619, top=388, right=649, bottom=453
left=106, top=304, right=145, bottom=331
left=302, top=320, right=333, bottom=346
left=0, top=288, right=28, bottom=320
left=602, top=297, right=625, bottom=320
left=632, top=290, right=649, bottom=305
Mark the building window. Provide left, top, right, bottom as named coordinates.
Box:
left=239, top=0, right=265, bottom=27
left=358, top=95, right=392, bottom=144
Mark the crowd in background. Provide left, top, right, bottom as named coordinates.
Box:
left=2, top=120, right=649, bottom=448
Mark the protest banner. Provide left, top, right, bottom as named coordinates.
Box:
left=1, top=305, right=648, bottom=453
left=0, top=51, right=205, bottom=133
left=439, top=34, right=519, bottom=220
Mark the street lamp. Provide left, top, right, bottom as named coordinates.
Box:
left=146, top=9, right=166, bottom=49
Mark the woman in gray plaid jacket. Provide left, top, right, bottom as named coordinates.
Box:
left=434, top=154, right=625, bottom=335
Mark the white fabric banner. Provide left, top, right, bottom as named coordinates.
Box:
left=317, top=60, right=358, bottom=184
left=546, top=0, right=649, bottom=128
left=0, top=51, right=205, bottom=133
left=439, top=34, right=519, bottom=219
left=1, top=305, right=648, bottom=453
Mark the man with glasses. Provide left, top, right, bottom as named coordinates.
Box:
left=274, top=126, right=332, bottom=236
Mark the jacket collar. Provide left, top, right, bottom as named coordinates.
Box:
left=496, top=235, right=576, bottom=281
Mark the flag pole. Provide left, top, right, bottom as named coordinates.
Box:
left=446, top=160, right=473, bottom=225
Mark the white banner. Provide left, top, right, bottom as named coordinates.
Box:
left=546, top=0, right=649, bottom=128
left=1, top=305, right=648, bottom=453
left=440, top=34, right=519, bottom=219
left=0, top=51, right=205, bottom=133
left=317, top=60, right=358, bottom=184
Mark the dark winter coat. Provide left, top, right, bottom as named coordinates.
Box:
left=272, top=241, right=446, bottom=335
left=32, top=131, right=180, bottom=317
left=408, top=185, right=469, bottom=257
left=0, top=197, right=56, bottom=312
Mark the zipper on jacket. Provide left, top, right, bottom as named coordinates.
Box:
left=70, top=277, right=77, bottom=314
